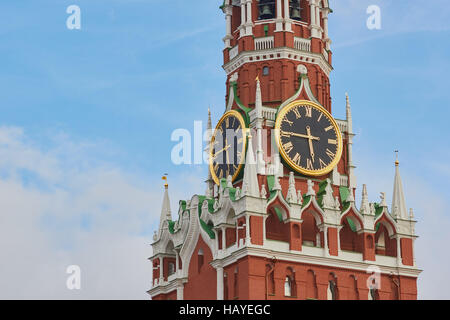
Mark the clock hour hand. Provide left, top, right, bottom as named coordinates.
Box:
left=212, top=144, right=231, bottom=162
left=281, top=131, right=320, bottom=141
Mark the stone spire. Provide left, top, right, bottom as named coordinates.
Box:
left=286, top=172, right=298, bottom=204
left=158, top=177, right=172, bottom=237
left=346, top=93, right=353, bottom=135
left=207, top=107, right=212, bottom=135
left=242, top=134, right=260, bottom=198
left=255, top=76, right=266, bottom=175
left=346, top=93, right=356, bottom=189
left=322, top=179, right=336, bottom=209
left=360, top=184, right=371, bottom=215
left=392, top=153, right=408, bottom=219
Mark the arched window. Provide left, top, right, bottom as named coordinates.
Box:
left=289, top=0, right=302, bottom=21
left=327, top=280, right=338, bottom=300
left=369, top=288, right=379, bottom=300
left=327, top=273, right=338, bottom=300
left=263, top=66, right=270, bottom=76
left=284, top=268, right=296, bottom=297
left=284, top=277, right=292, bottom=297
left=266, top=207, right=289, bottom=242
left=339, top=218, right=362, bottom=253
left=258, top=0, right=276, bottom=20
left=375, top=223, right=397, bottom=257
left=302, top=211, right=321, bottom=247
left=168, top=262, right=175, bottom=276
left=197, top=248, right=204, bottom=273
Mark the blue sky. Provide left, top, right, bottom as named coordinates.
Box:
left=0, top=0, right=449, bottom=299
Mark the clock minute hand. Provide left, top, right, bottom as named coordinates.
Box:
left=306, top=126, right=315, bottom=161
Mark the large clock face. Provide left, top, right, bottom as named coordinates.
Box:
left=275, top=100, right=343, bottom=176
left=209, top=110, right=247, bottom=185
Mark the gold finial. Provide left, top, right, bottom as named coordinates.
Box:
left=162, top=174, right=168, bottom=188
left=395, top=150, right=399, bottom=166
left=255, top=75, right=260, bottom=82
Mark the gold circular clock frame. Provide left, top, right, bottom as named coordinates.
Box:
left=209, top=110, right=248, bottom=185
left=275, top=100, right=343, bottom=177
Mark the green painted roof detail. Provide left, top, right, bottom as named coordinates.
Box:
left=200, top=219, right=216, bottom=239
left=168, top=220, right=176, bottom=234
left=339, top=186, right=350, bottom=204
left=339, top=186, right=351, bottom=213
left=346, top=217, right=357, bottom=233
left=267, top=175, right=275, bottom=192
left=218, top=178, right=240, bottom=202
left=228, top=188, right=237, bottom=202
left=179, top=200, right=187, bottom=212
left=196, top=195, right=216, bottom=239
left=342, top=201, right=351, bottom=212
left=302, top=195, right=312, bottom=208
left=316, top=179, right=328, bottom=209
left=266, top=175, right=278, bottom=202
left=376, top=222, right=380, bottom=231
left=374, top=203, right=383, bottom=217
left=274, top=207, right=284, bottom=222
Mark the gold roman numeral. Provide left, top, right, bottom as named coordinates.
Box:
left=292, top=153, right=301, bottom=166
left=325, top=125, right=334, bottom=132
left=319, top=158, right=327, bottom=169
left=283, top=118, right=293, bottom=126
left=283, top=141, right=294, bottom=154
left=326, top=148, right=335, bottom=159
left=306, top=158, right=314, bottom=170
left=328, top=139, right=337, bottom=145
left=305, top=106, right=312, bottom=118
left=317, top=113, right=323, bottom=122
left=292, top=107, right=301, bottom=119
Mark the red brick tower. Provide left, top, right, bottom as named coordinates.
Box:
left=148, top=0, right=421, bottom=300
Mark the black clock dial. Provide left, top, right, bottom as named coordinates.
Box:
left=276, top=101, right=343, bottom=176
left=209, top=111, right=246, bottom=185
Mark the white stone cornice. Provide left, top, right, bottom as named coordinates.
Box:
left=213, top=246, right=422, bottom=279
left=223, top=46, right=333, bottom=76
left=147, top=277, right=188, bottom=297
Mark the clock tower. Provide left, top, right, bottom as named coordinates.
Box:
left=148, top=0, right=421, bottom=300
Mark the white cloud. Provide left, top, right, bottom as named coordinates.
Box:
left=0, top=126, right=203, bottom=299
